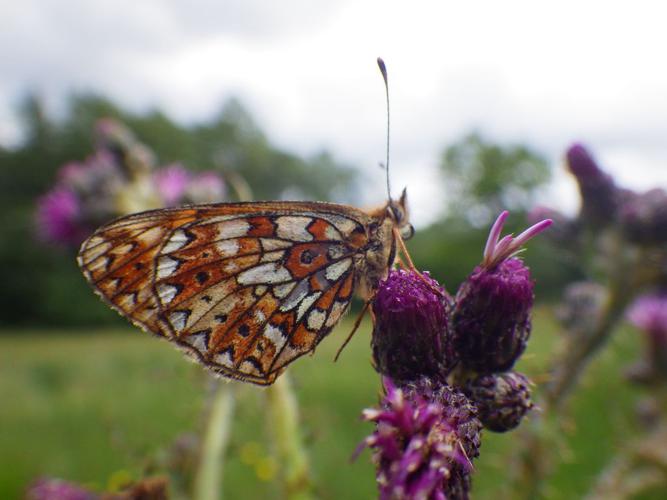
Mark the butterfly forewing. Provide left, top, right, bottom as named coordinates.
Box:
left=78, top=202, right=373, bottom=385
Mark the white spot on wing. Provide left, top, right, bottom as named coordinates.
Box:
left=216, top=239, right=239, bottom=256
left=276, top=216, right=313, bottom=242
left=169, top=310, right=190, bottom=331
left=157, top=283, right=179, bottom=304
left=307, top=309, right=326, bottom=330
left=297, top=292, right=322, bottom=321
left=240, top=360, right=262, bottom=375
left=238, top=263, right=292, bottom=285
left=82, top=240, right=111, bottom=263
left=157, top=255, right=180, bottom=278
left=327, top=215, right=360, bottom=236
left=217, top=219, right=250, bottom=240
left=325, top=258, right=352, bottom=281
left=183, top=331, right=208, bottom=352
left=326, top=301, right=349, bottom=327
left=264, top=324, right=287, bottom=349
left=261, top=238, right=293, bottom=250
left=163, top=230, right=189, bottom=253
left=255, top=309, right=266, bottom=322
left=260, top=250, right=285, bottom=263
left=214, top=351, right=234, bottom=368
left=273, top=282, right=296, bottom=299
left=280, top=280, right=309, bottom=311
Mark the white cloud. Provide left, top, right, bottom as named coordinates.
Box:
left=1, top=0, right=667, bottom=227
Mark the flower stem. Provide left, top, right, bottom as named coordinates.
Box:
left=265, top=374, right=314, bottom=499
left=193, top=380, right=236, bottom=500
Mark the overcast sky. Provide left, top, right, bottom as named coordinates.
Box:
left=2, top=0, right=667, bottom=227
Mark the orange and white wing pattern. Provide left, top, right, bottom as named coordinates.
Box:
left=78, top=202, right=373, bottom=385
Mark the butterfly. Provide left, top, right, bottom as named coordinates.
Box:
left=77, top=190, right=414, bottom=385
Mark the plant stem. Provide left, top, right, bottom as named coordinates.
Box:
left=266, top=374, right=314, bottom=500
left=193, top=380, right=236, bottom=500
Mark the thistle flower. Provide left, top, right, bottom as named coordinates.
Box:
left=183, top=171, right=226, bottom=204
left=464, top=372, right=533, bottom=432
left=619, top=188, right=667, bottom=245
left=359, top=378, right=481, bottom=500
left=371, top=270, right=453, bottom=383
left=26, top=477, right=95, bottom=500
left=627, top=294, right=667, bottom=379
left=35, top=187, right=87, bottom=246
left=452, top=212, right=551, bottom=373
left=566, top=143, right=618, bottom=226
left=153, top=164, right=191, bottom=206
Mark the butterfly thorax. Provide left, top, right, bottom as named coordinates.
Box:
left=357, top=190, right=413, bottom=301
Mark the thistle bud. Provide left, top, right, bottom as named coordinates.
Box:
left=371, top=270, right=453, bottom=383
left=566, top=144, right=618, bottom=226
left=619, top=188, right=667, bottom=246
left=464, top=372, right=533, bottom=432
left=452, top=212, right=549, bottom=373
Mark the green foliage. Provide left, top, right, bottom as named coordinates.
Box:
left=409, top=217, right=583, bottom=301
left=440, top=132, right=551, bottom=225
left=1, top=313, right=662, bottom=499
left=0, top=93, right=358, bottom=326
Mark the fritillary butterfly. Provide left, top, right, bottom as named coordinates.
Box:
left=77, top=192, right=414, bottom=385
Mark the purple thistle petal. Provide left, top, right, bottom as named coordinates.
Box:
left=483, top=210, right=509, bottom=264
left=35, top=188, right=87, bottom=246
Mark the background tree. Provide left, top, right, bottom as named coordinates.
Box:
left=440, top=131, right=551, bottom=226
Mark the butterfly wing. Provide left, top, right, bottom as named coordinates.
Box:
left=78, top=202, right=373, bottom=385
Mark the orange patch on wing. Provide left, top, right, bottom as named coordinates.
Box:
left=247, top=216, right=276, bottom=237
left=338, top=273, right=354, bottom=300
left=313, top=279, right=342, bottom=312
left=307, top=218, right=335, bottom=241
left=289, top=324, right=317, bottom=349
left=284, top=243, right=330, bottom=279
left=160, top=254, right=260, bottom=307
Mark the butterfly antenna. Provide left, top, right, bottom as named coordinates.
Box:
left=377, top=57, right=392, bottom=202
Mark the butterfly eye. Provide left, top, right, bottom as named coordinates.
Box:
left=400, top=223, right=415, bottom=241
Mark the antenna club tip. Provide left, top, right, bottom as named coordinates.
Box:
left=377, top=57, right=388, bottom=81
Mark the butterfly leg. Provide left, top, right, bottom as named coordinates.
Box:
left=393, top=227, right=445, bottom=297
left=334, top=300, right=371, bottom=362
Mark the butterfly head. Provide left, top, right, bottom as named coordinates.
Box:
left=387, top=187, right=414, bottom=241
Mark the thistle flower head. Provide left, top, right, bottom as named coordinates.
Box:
left=453, top=212, right=548, bottom=373
left=619, top=188, right=667, bottom=245
left=360, top=378, right=481, bottom=500
left=35, top=187, right=87, bottom=246
left=183, top=171, right=226, bottom=204
left=26, top=477, right=94, bottom=500
left=464, top=372, right=533, bottom=433
left=482, top=211, right=552, bottom=270
left=372, top=270, right=454, bottom=383
left=566, top=143, right=618, bottom=225
left=628, top=294, right=667, bottom=337
left=153, top=164, right=191, bottom=206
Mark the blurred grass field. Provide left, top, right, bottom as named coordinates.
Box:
left=0, top=308, right=663, bottom=499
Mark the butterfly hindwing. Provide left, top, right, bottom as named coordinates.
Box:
left=78, top=202, right=373, bottom=385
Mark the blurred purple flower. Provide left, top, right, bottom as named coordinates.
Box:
left=619, top=188, right=667, bottom=245
left=184, top=171, right=226, bottom=204
left=371, top=269, right=453, bottom=383
left=26, top=477, right=95, bottom=500
left=627, top=294, right=667, bottom=378
left=153, top=164, right=191, bottom=206
left=566, top=143, right=619, bottom=226
left=35, top=188, right=87, bottom=246
left=628, top=294, right=667, bottom=336
left=359, top=378, right=481, bottom=500
left=452, top=212, right=550, bottom=373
